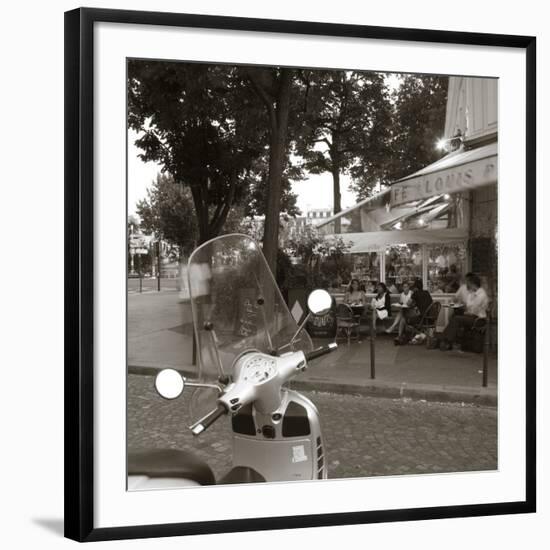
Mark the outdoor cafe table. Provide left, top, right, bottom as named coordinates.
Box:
left=442, top=303, right=465, bottom=311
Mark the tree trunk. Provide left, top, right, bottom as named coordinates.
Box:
left=261, top=70, right=293, bottom=275
left=190, top=184, right=212, bottom=244
left=190, top=171, right=237, bottom=245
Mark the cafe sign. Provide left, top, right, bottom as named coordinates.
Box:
left=390, top=154, right=498, bottom=207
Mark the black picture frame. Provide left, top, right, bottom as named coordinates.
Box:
left=65, top=7, right=537, bottom=542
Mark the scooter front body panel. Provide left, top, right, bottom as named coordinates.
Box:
left=231, top=390, right=327, bottom=482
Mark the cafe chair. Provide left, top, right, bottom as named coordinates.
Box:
left=460, top=315, right=489, bottom=353
left=407, top=301, right=442, bottom=348
left=335, top=303, right=361, bottom=345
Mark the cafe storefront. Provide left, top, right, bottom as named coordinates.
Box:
left=317, top=76, right=498, bottom=330
left=320, top=141, right=497, bottom=287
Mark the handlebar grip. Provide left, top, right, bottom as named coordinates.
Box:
left=305, top=342, right=338, bottom=362
left=190, top=404, right=227, bottom=436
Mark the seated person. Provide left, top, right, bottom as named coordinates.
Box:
left=444, top=264, right=461, bottom=293
left=386, top=281, right=413, bottom=333
left=344, top=278, right=366, bottom=306
left=439, top=273, right=489, bottom=351
left=395, top=279, right=433, bottom=342
left=371, top=282, right=391, bottom=320
left=365, top=280, right=376, bottom=294
left=449, top=273, right=473, bottom=316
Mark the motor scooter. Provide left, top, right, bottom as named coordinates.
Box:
left=128, top=234, right=337, bottom=490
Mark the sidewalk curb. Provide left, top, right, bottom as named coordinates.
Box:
left=128, top=365, right=497, bottom=407
left=291, top=379, right=496, bottom=407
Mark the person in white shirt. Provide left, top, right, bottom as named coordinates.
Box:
left=454, top=281, right=469, bottom=310
left=385, top=281, right=413, bottom=333
left=440, top=273, right=489, bottom=350
left=465, top=285, right=489, bottom=318
left=449, top=275, right=472, bottom=318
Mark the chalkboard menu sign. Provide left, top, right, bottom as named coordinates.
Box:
left=306, top=310, right=336, bottom=338
left=306, top=298, right=336, bottom=338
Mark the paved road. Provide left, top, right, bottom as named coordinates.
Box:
left=128, top=374, right=497, bottom=483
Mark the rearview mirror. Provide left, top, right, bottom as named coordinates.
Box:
left=155, top=369, right=185, bottom=400
left=307, top=289, right=332, bottom=316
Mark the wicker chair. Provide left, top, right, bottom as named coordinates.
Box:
left=335, top=303, right=361, bottom=345
left=407, top=301, right=441, bottom=347
left=460, top=315, right=489, bottom=353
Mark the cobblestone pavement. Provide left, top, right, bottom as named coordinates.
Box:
left=128, top=374, right=497, bottom=483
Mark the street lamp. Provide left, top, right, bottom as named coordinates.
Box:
left=436, top=138, right=447, bottom=151
left=435, top=130, right=463, bottom=153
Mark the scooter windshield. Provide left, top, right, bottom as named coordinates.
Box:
left=188, top=234, right=313, bottom=382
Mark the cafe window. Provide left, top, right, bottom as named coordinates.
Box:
left=350, top=252, right=380, bottom=292
left=385, top=244, right=422, bottom=292
left=426, top=243, right=467, bottom=294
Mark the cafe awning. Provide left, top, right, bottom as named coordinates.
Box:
left=390, top=142, right=497, bottom=207
left=330, top=228, right=468, bottom=253
left=316, top=188, right=391, bottom=228
left=317, top=141, right=497, bottom=228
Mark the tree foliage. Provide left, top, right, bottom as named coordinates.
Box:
left=128, top=61, right=448, bottom=277
left=296, top=71, right=393, bottom=218
left=283, top=227, right=352, bottom=289
left=136, top=173, right=198, bottom=258
left=129, top=61, right=264, bottom=243
left=387, top=75, right=449, bottom=181
left=349, top=74, right=448, bottom=199
left=136, top=173, right=266, bottom=259
left=128, top=61, right=301, bottom=251
left=244, top=155, right=302, bottom=219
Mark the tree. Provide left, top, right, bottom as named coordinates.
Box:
left=246, top=67, right=296, bottom=274
left=296, top=71, right=393, bottom=231
left=136, top=173, right=198, bottom=259
left=284, top=226, right=351, bottom=288
left=384, top=75, right=449, bottom=182
left=128, top=61, right=266, bottom=244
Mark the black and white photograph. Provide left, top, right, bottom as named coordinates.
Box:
left=126, top=60, right=499, bottom=489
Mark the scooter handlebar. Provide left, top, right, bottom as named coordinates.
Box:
left=190, top=344, right=337, bottom=435
left=189, top=404, right=227, bottom=436
left=304, top=342, right=338, bottom=362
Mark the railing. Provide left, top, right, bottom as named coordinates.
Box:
left=127, top=276, right=179, bottom=293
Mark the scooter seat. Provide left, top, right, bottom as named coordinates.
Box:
left=128, top=449, right=216, bottom=486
